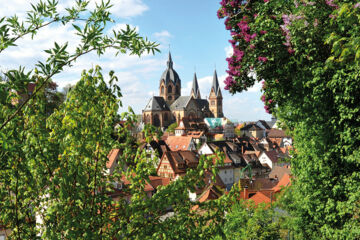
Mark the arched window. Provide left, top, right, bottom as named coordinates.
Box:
left=168, top=85, right=172, bottom=93
left=176, top=86, right=180, bottom=95
left=161, top=86, right=164, bottom=94
left=153, top=114, right=160, bottom=127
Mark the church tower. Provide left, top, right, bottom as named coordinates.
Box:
left=159, top=52, right=181, bottom=105
left=208, top=70, right=223, bottom=117
left=190, top=73, right=201, bottom=99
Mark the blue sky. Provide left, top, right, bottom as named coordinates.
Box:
left=0, top=0, right=271, bottom=121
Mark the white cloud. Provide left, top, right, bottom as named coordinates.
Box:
left=153, top=30, right=173, bottom=49
left=110, top=0, right=149, bottom=18
left=225, top=45, right=233, bottom=57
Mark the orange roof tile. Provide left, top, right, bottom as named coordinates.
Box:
left=272, top=173, right=291, bottom=192
left=249, top=191, right=271, bottom=205
left=107, top=149, right=120, bottom=169
left=148, top=176, right=171, bottom=189
left=165, top=136, right=193, bottom=151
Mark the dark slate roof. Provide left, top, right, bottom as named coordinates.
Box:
left=241, top=123, right=263, bottom=131
left=191, top=73, right=201, bottom=99
left=160, top=52, right=181, bottom=85
left=144, top=96, right=170, bottom=111
left=170, top=96, right=191, bottom=111
left=257, top=120, right=271, bottom=129
left=211, top=70, right=221, bottom=97
left=194, top=99, right=209, bottom=112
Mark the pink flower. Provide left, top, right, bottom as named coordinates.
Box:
left=250, top=44, right=255, bottom=49
left=258, top=56, right=268, bottom=62
left=264, top=0, right=269, bottom=2
left=254, top=13, right=258, bottom=18
left=260, top=30, right=267, bottom=35
left=288, top=48, right=295, bottom=54
left=325, top=0, right=338, bottom=8
left=354, top=3, right=360, bottom=8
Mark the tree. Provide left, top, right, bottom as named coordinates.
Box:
left=0, top=1, right=236, bottom=239
left=166, top=122, right=178, bottom=134
left=219, top=0, right=360, bottom=238
left=219, top=201, right=282, bottom=240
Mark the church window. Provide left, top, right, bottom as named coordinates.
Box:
left=161, top=86, right=164, bottom=94
left=211, top=100, right=215, bottom=105
left=168, top=85, right=172, bottom=93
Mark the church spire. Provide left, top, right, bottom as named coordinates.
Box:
left=167, top=51, right=173, bottom=68
left=191, top=72, right=201, bottom=99
left=212, top=70, right=221, bottom=97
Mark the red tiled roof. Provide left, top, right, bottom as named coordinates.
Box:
left=148, top=176, right=171, bottom=189
left=249, top=191, right=271, bottom=205
left=165, top=136, right=193, bottom=151
left=267, top=129, right=288, bottom=138
left=107, top=149, right=121, bottom=169
left=272, top=173, right=291, bottom=192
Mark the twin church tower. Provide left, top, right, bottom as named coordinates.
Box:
left=142, top=52, right=223, bottom=128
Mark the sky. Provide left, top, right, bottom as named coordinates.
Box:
left=0, top=0, right=272, bottom=122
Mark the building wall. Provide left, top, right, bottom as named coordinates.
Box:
left=157, top=156, right=175, bottom=179
left=218, top=168, right=234, bottom=188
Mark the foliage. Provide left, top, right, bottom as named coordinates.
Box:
left=219, top=0, right=360, bottom=238
left=166, top=122, right=178, bottom=134
left=0, top=1, right=238, bottom=239
left=213, top=201, right=282, bottom=240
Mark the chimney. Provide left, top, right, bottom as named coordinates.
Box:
left=244, top=185, right=248, bottom=199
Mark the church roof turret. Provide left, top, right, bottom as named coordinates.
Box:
left=211, top=70, right=221, bottom=97
left=190, top=72, right=201, bottom=99
left=160, top=51, right=181, bottom=85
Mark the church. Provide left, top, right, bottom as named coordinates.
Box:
left=142, top=52, right=224, bottom=128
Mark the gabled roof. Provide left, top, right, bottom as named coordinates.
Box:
left=191, top=72, right=201, bottom=99
left=159, top=150, right=199, bottom=174
left=267, top=129, right=289, bottom=138
left=241, top=123, right=263, bottom=131
left=144, top=96, right=170, bottom=111
left=272, top=173, right=291, bottom=192
left=107, top=149, right=121, bottom=169
left=170, top=96, right=192, bottom=111
left=256, top=120, right=271, bottom=129
left=262, top=150, right=279, bottom=163
left=249, top=191, right=271, bottom=205
left=165, top=136, right=194, bottom=151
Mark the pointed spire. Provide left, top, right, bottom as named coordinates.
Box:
left=212, top=70, right=220, bottom=97
left=191, top=72, right=201, bottom=99
left=167, top=51, right=173, bottom=68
